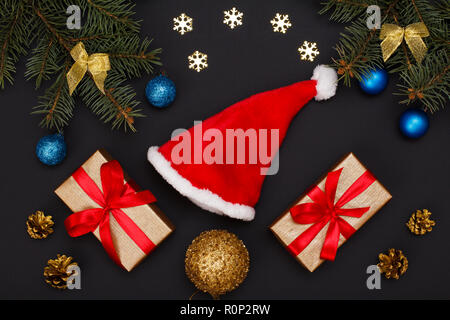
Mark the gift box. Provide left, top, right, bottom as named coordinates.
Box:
left=270, top=153, right=392, bottom=272
left=55, top=149, right=174, bottom=271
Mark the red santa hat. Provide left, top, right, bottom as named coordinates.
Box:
left=148, top=65, right=338, bottom=221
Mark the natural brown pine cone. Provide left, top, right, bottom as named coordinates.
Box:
left=43, top=254, right=78, bottom=289
left=26, top=211, right=54, bottom=239
left=377, top=248, right=408, bottom=279
left=406, top=209, right=435, bottom=235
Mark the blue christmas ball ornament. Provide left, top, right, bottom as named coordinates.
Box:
left=36, top=133, right=67, bottom=166
left=399, top=108, right=429, bottom=139
left=145, top=75, right=176, bottom=108
left=359, top=68, right=389, bottom=95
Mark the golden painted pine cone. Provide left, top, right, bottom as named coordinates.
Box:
left=406, top=209, right=435, bottom=235
left=377, top=248, right=408, bottom=279
left=43, top=254, right=78, bottom=289
left=26, top=211, right=54, bottom=239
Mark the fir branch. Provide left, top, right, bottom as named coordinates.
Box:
left=25, top=36, right=62, bottom=88
left=396, top=50, right=449, bottom=112
left=429, top=20, right=449, bottom=51
left=33, top=5, right=71, bottom=52
left=68, top=35, right=105, bottom=42
left=0, top=5, right=21, bottom=87
left=78, top=71, right=144, bottom=132
left=104, top=88, right=135, bottom=129
left=410, top=0, right=424, bottom=22
left=38, top=38, right=55, bottom=82
left=0, top=1, right=34, bottom=88
left=390, top=7, right=413, bottom=71
left=322, top=0, right=449, bottom=112
left=331, top=0, right=403, bottom=85
left=399, top=0, right=440, bottom=27
left=434, top=0, right=450, bottom=20
left=32, top=61, right=75, bottom=131
left=333, top=20, right=382, bottom=85
left=85, top=0, right=140, bottom=33
left=0, top=0, right=161, bottom=132
left=107, top=36, right=162, bottom=78
left=319, top=0, right=372, bottom=23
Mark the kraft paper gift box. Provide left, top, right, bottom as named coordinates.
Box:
left=55, top=149, right=174, bottom=271
left=270, top=153, right=392, bottom=272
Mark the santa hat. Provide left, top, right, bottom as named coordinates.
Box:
left=148, top=65, right=338, bottom=221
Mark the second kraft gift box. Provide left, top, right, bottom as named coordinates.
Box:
left=55, top=149, right=174, bottom=271
left=270, top=153, right=392, bottom=272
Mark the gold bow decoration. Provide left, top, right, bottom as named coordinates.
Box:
left=66, top=42, right=111, bottom=95
left=379, top=22, right=429, bottom=64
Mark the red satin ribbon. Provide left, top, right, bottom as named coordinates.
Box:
left=64, top=160, right=157, bottom=269
left=287, top=168, right=376, bottom=261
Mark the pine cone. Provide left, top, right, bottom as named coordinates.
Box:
left=406, top=209, right=435, bottom=235
left=43, top=254, right=78, bottom=289
left=26, top=211, right=54, bottom=239
left=377, top=248, right=408, bottom=279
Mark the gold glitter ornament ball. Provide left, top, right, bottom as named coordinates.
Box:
left=185, top=230, right=250, bottom=299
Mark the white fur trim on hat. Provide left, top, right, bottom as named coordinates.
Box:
left=147, top=146, right=255, bottom=221
left=311, top=64, right=338, bottom=101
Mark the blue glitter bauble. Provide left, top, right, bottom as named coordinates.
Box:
left=359, top=68, right=389, bottom=95
left=399, top=108, right=429, bottom=139
left=145, top=75, right=176, bottom=108
left=36, top=133, right=67, bottom=166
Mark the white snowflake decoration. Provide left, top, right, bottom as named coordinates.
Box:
left=270, top=13, right=292, bottom=34
left=298, top=41, right=320, bottom=62
left=188, top=51, right=208, bottom=72
left=173, top=13, right=193, bottom=35
left=223, top=7, right=243, bottom=29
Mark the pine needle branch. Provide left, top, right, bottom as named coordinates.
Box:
left=396, top=51, right=449, bottom=113
left=410, top=0, right=425, bottom=23
left=0, top=0, right=161, bottom=132
left=319, top=0, right=372, bottom=23
left=25, top=36, right=62, bottom=88
left=33, top=4, right=71, bottom=52
left=78, top=71, right=144, bottom=132
left=321, top=0, right=449, bottom=112
left=0, top=1, right=35, bottom=88
left=85, top=0, right=140, bottom=33
left=32, top=60, right=75, bottom=131
left=333, top=20, right=382, bottom=85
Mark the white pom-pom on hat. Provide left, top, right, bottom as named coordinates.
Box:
left=311, top=64, right=338, bottom=101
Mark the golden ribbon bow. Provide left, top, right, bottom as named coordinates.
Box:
left=66, top=42, right=111, bottom=96
left=379, top=22, right=429, bottom=64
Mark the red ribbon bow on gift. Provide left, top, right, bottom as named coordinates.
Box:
left=64, top=160, right=157, bottom=269
left=287, top=168, right=376, bottom=261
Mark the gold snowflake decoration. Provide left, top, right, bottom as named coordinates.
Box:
left=188, top=51, right=208, bottom=72
left=223, top=7, right=243, bottom=29
left=298, top=41, right=320, bottom=62
left=270, top=13, right=292, bottom=34
left=173, top=13, right=193, bottom=35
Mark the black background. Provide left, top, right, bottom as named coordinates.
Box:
left=1, top=0, right=449, bottom=300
